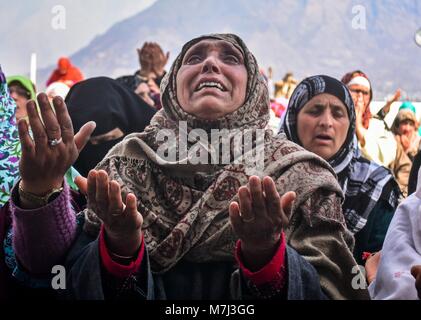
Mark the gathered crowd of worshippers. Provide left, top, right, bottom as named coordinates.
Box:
left=0, top=34, right=420, bottom=300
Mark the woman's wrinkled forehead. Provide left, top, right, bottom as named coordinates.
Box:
left=181, top=38, right=245, bottom=63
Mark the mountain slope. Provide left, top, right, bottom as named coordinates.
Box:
left=39, top=0, right=421, bottom=99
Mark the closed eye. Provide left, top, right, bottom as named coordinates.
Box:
left=305, top=104, right=324, bottom=116
left=331, top=105, right=347, bottom=118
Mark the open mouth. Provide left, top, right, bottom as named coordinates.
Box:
left=315, top=134, right=333, bottom=141
left=195, top=81, right=227, bottom=92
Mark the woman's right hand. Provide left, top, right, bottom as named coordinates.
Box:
left=17, top=93, right=96, bottom=195
left=87, top=170, right=143, bottom=257
left=365, top=251, right=381, bottom=284
left=411, top=265, right=421, bottom=299
left=355, top=99, right=365, bottom=121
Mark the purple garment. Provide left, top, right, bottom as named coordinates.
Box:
left=10, top=181, right=78, bottom=275
left=0, top=203, right=11, bottom=299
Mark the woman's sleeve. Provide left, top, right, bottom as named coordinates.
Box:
left=65, top=220, right=153, bottom=300
left=10, top=180, right=78, bottom=274
left=232, top=232, right=328, bottom=300
left=234, top=233, right=287, bottom=299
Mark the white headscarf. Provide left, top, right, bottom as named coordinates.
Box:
left=368, top=168, right=421, bottom=300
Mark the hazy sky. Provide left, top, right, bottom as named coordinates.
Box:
left=1, top=0, right=157, bottom=76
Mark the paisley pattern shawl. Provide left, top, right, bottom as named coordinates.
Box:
left=83, top=35, right=345, bottom=277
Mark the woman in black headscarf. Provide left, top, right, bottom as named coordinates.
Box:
left=280, top=75, right=401, bottom=265
left=66, top=77, right=156, bottom=177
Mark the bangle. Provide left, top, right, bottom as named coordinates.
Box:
left=108, top=249, right=137, bottom=265
left=108, top=250, right=135, bottom=261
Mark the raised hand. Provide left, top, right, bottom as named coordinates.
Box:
left=365, top=251, right=381, bottom=284
left=382, top=88, right=401, bottom=116
left=400, top=134, right=411, bottom=151
left=229, top=176, right=295, bottom=271
left=87, top=170, right=143, bottom=257
left=137, top=42, right=169, bottom=78
left=355, top=99, right=365, bottom=120
left=411, top=265, right=421, bottom=299
left=391, top=88, right=401, bottom=103
left=17, top=93, right=96, bottom=196
left=149, top=42, right=169, bottom=77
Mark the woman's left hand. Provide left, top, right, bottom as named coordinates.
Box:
left=411, top=265, right=421, bottom=299
left=365, top=251, right=381, bottom=284
left=229, top=176, right=295, bottom=271
left=87, top=170, right=143, bottom=257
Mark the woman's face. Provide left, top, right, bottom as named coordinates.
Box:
left=398, top=119, right=416, bottom=138
left=297, top=93, right=350, bottom=161
left=176, top=39, right=248, bottom=120
left=9, top=84, right=30, bottom=121
left=348, top=83, right=370, bottom=112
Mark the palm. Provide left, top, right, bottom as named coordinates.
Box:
left=17, top=93, right=95, bottom=194
left=87, top=170, right=143, bottom=257
left=229, top=176, right=295, bottom=250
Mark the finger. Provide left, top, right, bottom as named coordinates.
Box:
left=262, top=176, right=282, bottom=218
left=74, top=121, right=96, bottom=152
left=87, top=170, right=98, bottom=208
left=280, top=191, right=296, bottom=227
left=108, top=180, right=123, bottom=216
left=27, top=100, right=48, bottom=154
left=74, top=175, right=88, bottom=195
left=228, top=201, right=243, bottom=234
left=39, top=93, right=61, bottom=141
left=411, top=265, right=421, bottom=279
left=53, top=96, right=74, bottom=144
left=96, top=170, right=109, bottom=213
left=125, top=193, right=142, bottom=226
left=17, top=118, right=35, bottom=158
left=125, top=193, right=137, bottom=213
left=249, top=176, right=267, bottom=215
left=238, top=186, right=254, bottom=222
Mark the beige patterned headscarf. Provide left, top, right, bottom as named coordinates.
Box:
left=83, top=34, right=363, bottom=300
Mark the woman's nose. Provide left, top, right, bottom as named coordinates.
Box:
left=402, top=124, right=411, bottom=132
left=201, top=56, right=220, bottom=74
left=319, top=112, right=333, bottom=128
left=10, top=91, right=18, bottom=101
